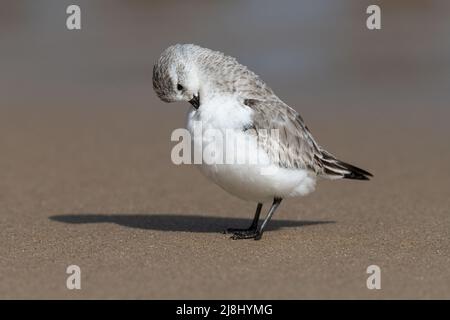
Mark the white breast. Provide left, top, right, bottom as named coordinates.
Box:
left=186, top=95, right=316, bottom=203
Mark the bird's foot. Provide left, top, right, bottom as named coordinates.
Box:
left=228, top=229, right=262, bottom=240
left=224, top=227, right=251, bottom=234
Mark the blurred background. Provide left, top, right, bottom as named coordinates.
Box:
left=1, top=0, right=449, bottom=299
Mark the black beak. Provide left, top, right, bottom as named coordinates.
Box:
left=189, top=94, right=200, bottom=109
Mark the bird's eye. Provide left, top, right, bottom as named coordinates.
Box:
left=177, top=84, right=184, bottom=91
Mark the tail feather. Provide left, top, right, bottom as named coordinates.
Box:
left=320, top=150, right=373, bottom=181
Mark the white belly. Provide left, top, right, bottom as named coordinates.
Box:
left=186, top=96, right=316, bottom=203
left=198, top=160, right=316, bottom=203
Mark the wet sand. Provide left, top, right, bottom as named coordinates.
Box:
left=1, top=1, right=450, bottom=298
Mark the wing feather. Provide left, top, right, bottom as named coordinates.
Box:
left=243, top=98, right=325, bottom=174
left=243, top=98, right=372, bottom=180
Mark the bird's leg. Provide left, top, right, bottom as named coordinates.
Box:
left=230, top=198, right=282, bottom=240
left=226, top=203, right=262, bottom=236
left=254, top=198, right=282, bottom=240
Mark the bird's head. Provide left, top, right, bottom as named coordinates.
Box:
left=152, top=44, right=201, bottom=109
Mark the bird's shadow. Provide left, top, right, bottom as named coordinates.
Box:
left=49, top=213, right=334, bottom=233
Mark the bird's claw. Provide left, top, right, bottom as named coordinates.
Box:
left=229, top=229, right=262, bottom=240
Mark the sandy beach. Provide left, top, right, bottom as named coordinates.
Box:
left=1, top=1, right=449, bottom=299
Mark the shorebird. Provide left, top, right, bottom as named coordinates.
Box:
left=152, top=44, right=372, bottom=240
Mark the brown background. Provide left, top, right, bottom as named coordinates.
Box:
left=1, top=0, right=449, bottom=298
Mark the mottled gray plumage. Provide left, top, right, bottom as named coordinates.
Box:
left=153, top=44, right=274, bottom=102
left=243, top=98, right=372, bottom=180
left=153, top=44, right=372, bottom=180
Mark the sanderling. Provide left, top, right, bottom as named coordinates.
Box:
left=152, top=44, right=372, bottom=240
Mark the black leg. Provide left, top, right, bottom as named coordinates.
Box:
left=229, top=198, right=282, bottom=240
left=254, top=198, right=282, bottom=240
left=226, top=203, right=262, bottom=236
